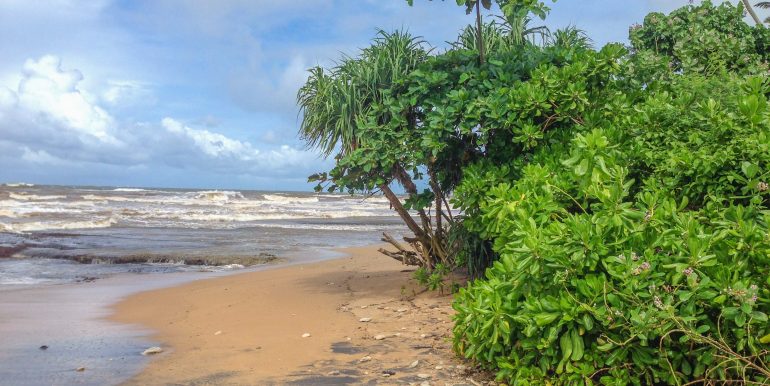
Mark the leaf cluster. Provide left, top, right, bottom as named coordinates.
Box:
left=448, top=1, right=770, bottom=384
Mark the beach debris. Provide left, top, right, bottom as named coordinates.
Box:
left=76, top=367, right=85, bottom=372
left=408, top=360, right=419, bottom=369
left=358, top=355, right=372, bottom=363
left=359, top=317, right=372, bottom=322
left=327, top=370, right=340, bottom=376
left=39, top=345, right=48, bottom=350
left=373, top=334, right=387, bottom=340
left=435, top=365, right=444, bottom=370
left=214, top=330, right=222, bottom=336
left=417, top=373, right=431, bottom=379
left=142, top=346, right=163, bottom=356
left=397, top=308, right=407, bottom=312
left=301, top=333, right=311, bottom=338
left=382, top=370, right=396, bottom=377
left=360, top=305, right=368, bottom=309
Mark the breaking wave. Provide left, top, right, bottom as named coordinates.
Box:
left=193, top=190, right=244, bottom=202
left=0, top=217, right=118, bottom=233
left=262, top=194, right=319, bottom=203
left=8, top=193, right=67, bottom=201
left=3, top=183, right=35, bottom=187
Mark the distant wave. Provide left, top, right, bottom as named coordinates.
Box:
left=8, top=193, right=67, bottom=201
left=262, top=194, right=319, bottom=203
left=2, top=183, right=35, bottom=187
left=193, top=190, right=244, bottom=202
left=113, top=188, right=149, bottom=192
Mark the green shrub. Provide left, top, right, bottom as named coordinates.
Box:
left=453, top=135, right=770, bottom=383
left=450, top=2, right=770, bottom=384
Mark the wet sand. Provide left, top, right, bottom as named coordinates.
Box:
left=113, top=245, right=484, bottom=385
left=0, top=269, right=231, bottom=386
left=0, top=249, right=336, bottom=386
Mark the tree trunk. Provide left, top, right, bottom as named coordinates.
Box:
left=742, top=0, right=763, bottom=25
left=380, top=183, right=427, bottom=243
left=393, top=163, right=433, bottom=231
left=475, top=0, right=485, bottom=65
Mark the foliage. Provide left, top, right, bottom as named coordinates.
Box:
left=298, top=2, right=770, bottom=382
left=297, top=29, right=429, bottom=157
left=628, top=1, right=770, bottom=75
left=448, top=1, right=770, bottom=384
left=414, top=263, right=452, bottom=293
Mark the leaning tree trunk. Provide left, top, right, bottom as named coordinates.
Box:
left=377, top=164, right=450, bottom=270
left=742, top=0, right=763, bottom=25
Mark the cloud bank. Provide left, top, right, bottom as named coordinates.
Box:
left=0, top=55, right=324, bottom=189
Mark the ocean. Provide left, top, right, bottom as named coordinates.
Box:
left=0, top=183, right=405, bottom=385
left=0, top=183, right=405, bottom=287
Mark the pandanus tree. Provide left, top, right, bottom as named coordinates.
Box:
left=452, top=14, right=550, bottom=53
left=297, top=30, right=451, bottom=267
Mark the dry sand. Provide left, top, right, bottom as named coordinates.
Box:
left=112, top=245, right=490, bottom=385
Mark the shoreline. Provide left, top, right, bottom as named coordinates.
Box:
left=111, top=244, right=483, bottom=385
left=0, top=246, right=345, bottom=386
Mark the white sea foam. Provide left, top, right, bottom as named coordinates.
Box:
left=113, top=188, right=149, bottom=192
left=0, top=209, right=17, bottom=218
left=8, top=193, right=67, bottom=201
left=3, top=183, right=35, bottom=187
left=0, top=217, right=118, bottom=233
left=250, top=222, right=404, bottom=232
left=193, top=190, right=244, bottom=202
left=0, top=276, right=53, bottom=285
left=263, top=194, right=319, bottom=203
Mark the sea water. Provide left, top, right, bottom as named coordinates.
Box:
left=0, top=184, right=404, bottom=286
left=0, top=183, right=405, bottom=385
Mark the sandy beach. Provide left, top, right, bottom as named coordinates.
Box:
left=112, top=245, right=486, bottom=385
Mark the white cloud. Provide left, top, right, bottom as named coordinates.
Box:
left=162, top=117, right=260, bottom=160
left=11, top=55, right=119, bottom=145
left=0, top=55, right=325, bottom=186
left=102, top=79, right=154, bottom=106
left=20, top=147, right=61, bottom=165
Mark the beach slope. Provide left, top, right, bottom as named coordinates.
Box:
left=113, top=245, right=475, bottom=385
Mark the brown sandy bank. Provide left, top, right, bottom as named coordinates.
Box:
left=112, top=245, right=491, bottom=385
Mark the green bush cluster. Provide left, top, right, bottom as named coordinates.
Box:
left=298, top=1, right=770, bottom=382
left=450, top=2, right=770, bottom=384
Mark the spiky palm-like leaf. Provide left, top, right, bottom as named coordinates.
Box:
left=451, top=13, right=549, bottom=54
left=550, top=26, right=593, bottom=50
left=297, top=30, right=429, bottom=157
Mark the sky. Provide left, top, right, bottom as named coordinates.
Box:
left=0, top=0, right=749, bottom=190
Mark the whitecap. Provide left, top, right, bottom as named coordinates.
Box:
left=263, top=194, right=319, bottom=203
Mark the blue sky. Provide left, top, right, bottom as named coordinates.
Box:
left=0, top=0, right=750, bottom=190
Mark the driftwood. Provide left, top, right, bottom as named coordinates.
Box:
left=379, top=232, right=422, bottom=266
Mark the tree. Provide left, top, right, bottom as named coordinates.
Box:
left=298, top=30, right=452, bottom=267
left=407, top=0, right=554, bottom=62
